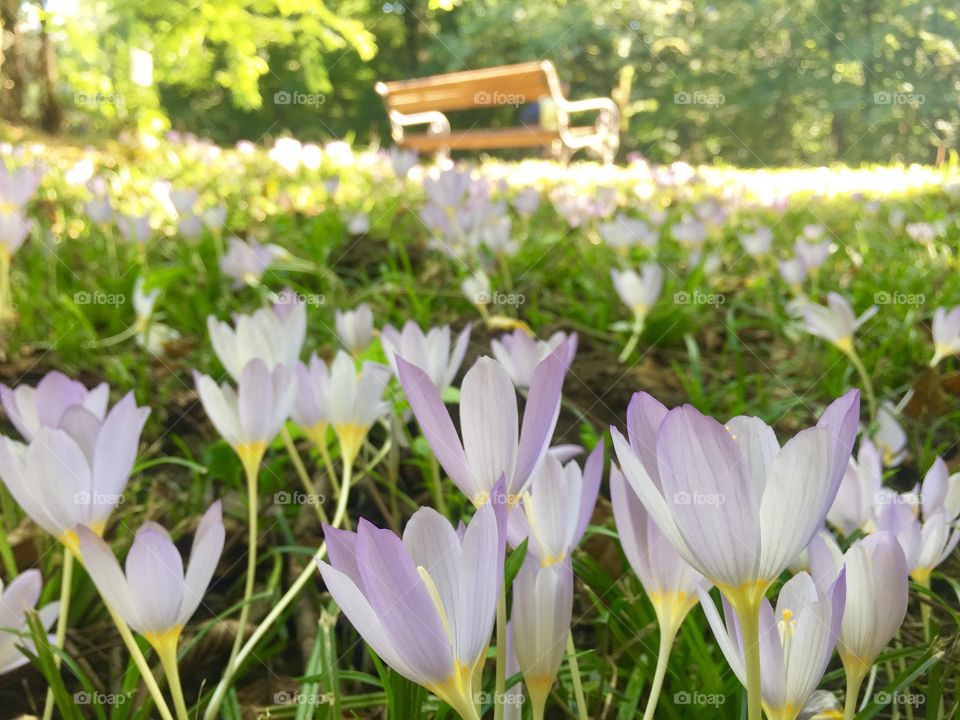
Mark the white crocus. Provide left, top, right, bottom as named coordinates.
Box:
left=207, top=299, right=306, bottom=380
left=381, top=320, right=471, bottom=392
left=930, top=305, right=960, bottom=367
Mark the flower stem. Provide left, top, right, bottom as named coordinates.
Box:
left=41, top=547, right=73, bottom=720
left=493, top=580, right=508, bottom=720
left=428, top=452, right=448, bottom=516
left=642, top=624, right=677, bottom=720
left=108, top=607, right=175, bottom=720
left=845, top=348, right=877, bottom=424
left=282, top=426, right=329, bottom=525
left=843, top=665, right=867, bottom=720
left=731, top=595, right=763, bottom=720
left=0, top=488, right=18, bottom=577
left=566, top=633, right=589, bottom=720
left=225, top=456, right=261, bottom=671
left=203, top=459, right=355, bottom=720
left=154, top=633, right=190, bottom=720
left=618, top=315, right=644, bottom=362
left=913, top=571, right=932, bottom=641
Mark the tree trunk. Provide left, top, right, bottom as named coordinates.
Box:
left=38, top=2, right=62, bottom=134
left=0, top=0, right=25, bottom=122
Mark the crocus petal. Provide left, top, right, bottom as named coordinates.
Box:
left=178, top=501, right=225, bottom=625
left=397, top=357, right=474, bottom=497
left=460, top=358, right=519, bottom=497
left=124, top=523, right=185, bottom=634
left=656, top=406, right=761, bottom=586
left=77, top=525, right=142, bottom=630
left=514, top=339, right=569, bottom=493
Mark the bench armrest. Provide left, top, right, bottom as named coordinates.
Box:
left=386, top=109, right=451, bottom=146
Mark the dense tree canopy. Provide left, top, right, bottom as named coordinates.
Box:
left=2, top=0, right=958, bottom=164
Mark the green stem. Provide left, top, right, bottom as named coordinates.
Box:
left=0, top=488, right=18, bottom=577
left=642, top=624, right=677, bottom=720
left=732, top=596, right=763, bottom=720
left=155, top=634, right=190, bottom=720
left=203, top=460, right=355, bottom=720
left=566, top=633, right=589, bottom=720
left=618, top=315, right=645, bottom=363
left=282, top=426, right=330, bottom=525
left=428, top=452, right=448, bottom=516
left=493, top=581, right=508, bottom=720
left=41, top=547, right=73, bottom=720
left=843, top=666, right=866, bottom=720
left=845, top=347, right=877, bottom=424
left=225, top=457, right=261, bottom=671
left=106, top=606, right=176, bottom=720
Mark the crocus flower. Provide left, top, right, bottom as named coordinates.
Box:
left=462, top=270, right=491, bottom=308
left=802, top=292, right=877, bottom=354
left=699, top=570, right=845, bottom=720
left=317, top=493, right=505, bottom=720
left=511, top=557, right=573, bottom=720
left=0, top=570, right=59, bottom=675
left=611, top=263, right=663, bottom=323
left=599, top=214, right=657, bottom=250
left=169, top=189, right=198, bottom=216
left=611, top=465, right=704, bottom=633
left=828, top=533, right=908, bottom=710
left=794, top=239, right=830, bottom=270
left=918, top=455, right=960, bottom=522
left=77, top=501, right=224, bottom=650
left=0, top=211, right=31, bottom=257
left=871, top=401, right=907, bottom=467
left=381, top=321, right=471, bottom=392
left=84, top=197, right=112, bottom=225
left=116, top=213, right=151, bottom=245
left=207, top=299, right=306, bottom=380
left=347, top=212, right=370, bottom=235
left=194, top=359, right=296, bottom=474
left=397, top=340, right=571, bottom=506
left=1, top=371, right=109, bottom=442
left=512, top=187, right=541, bottom=216
left=778, top=257, right=808, bottom=292
left=492, top=330, right=576, bottom=389
left=202, top=205, right=227, bottom=232
left=508, top=442, right=603, bottom=565
left=0, top=392, right=149, bottom=550
left=335, top=304, right=375, bottom=355
left=611, top=463, right=705, bottom=720
left=612, top=389, right=858, bottom=607
left=0, top=162, right=43, bottom=208
left=178, top=213, right=203, bottom=239
left=292, top=353, right=330, bottom=449
left=324, top=351, right=392, bottom=467
left=389, top=147, right=418, bottom=178
left=826, top=439, right=882, bottom=536
left=929, top=306, right=960, bottom=367
left=219, top=237, right=286, bottom=287
left=739, top=227, right=773, bottom=258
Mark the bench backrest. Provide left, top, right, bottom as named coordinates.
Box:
left=376, top=61, right=556, bottom=114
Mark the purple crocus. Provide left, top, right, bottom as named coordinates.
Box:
left=1, top=371, right=109, bottom=442
left=317, top=491, right=506, bottom=720
left=382, top=320, right=471, bottom=392
left=491, top=330, right=576, bottom=389
left=0, top=162, right=44, bottom=208
left=510, top=557, right=573, bottom=719
left=77, top=501, right=224, bottom=646
left=0, top=570, right=59, bottom=675
left=611, top=389, right=858, bottom=720
left=0, top=211, right=32, bottom=256
left=611, top=464, right=705, bottom=720
left=116, top=213, right=151, bottom=245
left=699, top=570, right=846, bottom=720
left=612, top=390, right=859, bottom=594
left=397, top=339, right=572, bottom=506
left=0, top=391, right=149, bottom=549
left=219, top=237, right=285, bottom=288
left=335, top=304, right=375, bottom=355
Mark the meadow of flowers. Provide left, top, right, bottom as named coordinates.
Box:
left=0, top=133, right=958, bottom=719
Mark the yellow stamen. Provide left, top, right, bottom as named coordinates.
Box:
left=777, top=607, right=797, bottom=645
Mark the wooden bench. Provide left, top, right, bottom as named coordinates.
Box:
left=376, top=61, right=620, bottom=164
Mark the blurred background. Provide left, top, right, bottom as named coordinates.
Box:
left=1, top=0, right=959, bottom=165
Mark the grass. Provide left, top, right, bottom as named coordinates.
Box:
left=0, top=130, right=958, bottom=718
